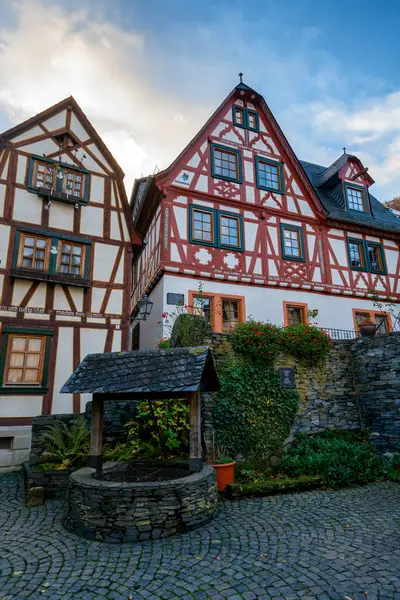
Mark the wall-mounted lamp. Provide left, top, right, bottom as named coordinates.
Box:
left=132, top=294, right=154, bottom=322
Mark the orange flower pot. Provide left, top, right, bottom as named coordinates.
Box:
left=211, top=461, right=236, bottom=491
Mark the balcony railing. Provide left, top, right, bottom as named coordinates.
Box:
left=319, top=327, right=358, bottom=340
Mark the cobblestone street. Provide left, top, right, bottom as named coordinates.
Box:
left=1, top=473, right=400, bottom=600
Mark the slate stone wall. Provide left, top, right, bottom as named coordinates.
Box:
left=29, top=401, right=137, bottom=466
left=24, top=464, right=73, bottom=499
left=204, top=331, right=400, bottom=454
left=63, top=463, right=218, bottom=543
left=352, top=333, right=400, bottom=452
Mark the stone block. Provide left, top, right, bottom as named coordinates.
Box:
left=27, top=486, right=44, bottom=508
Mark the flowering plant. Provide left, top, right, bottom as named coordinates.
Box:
left=281, top=324, right=331, bottom=361
left=231, top=320, right=282, bottom=362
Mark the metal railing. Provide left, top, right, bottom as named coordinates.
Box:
left=319, top=327, right=358, bottom=340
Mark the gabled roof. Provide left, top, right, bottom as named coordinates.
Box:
left=60, top=347, right=219, bottom=396
left=0, top=96, right=124, bottom=179
left=154, top=81, right=327, bottom=217
left=311, top=153, right=374, bottom=188
left=301, top=160, right=400, bottom=233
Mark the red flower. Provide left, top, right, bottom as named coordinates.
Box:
left=162, top=313, right=167, bottom=318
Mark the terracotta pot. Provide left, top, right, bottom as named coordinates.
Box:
left=358, top=322, right=377, bottom=337
left=210, top=461, right=236, bottom=491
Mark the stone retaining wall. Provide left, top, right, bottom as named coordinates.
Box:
left=204, top=331, right=400, bottom=454
left=63, top=462, right=218, bottom=543
left=24, top=464, right=73, bottom=500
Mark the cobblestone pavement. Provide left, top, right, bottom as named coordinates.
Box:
left=1, top=473, right=400, bottom=600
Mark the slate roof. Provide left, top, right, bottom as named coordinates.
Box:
left=60, top=347, right=219, bottom=396
left=300, top=159, right=400, bottom=234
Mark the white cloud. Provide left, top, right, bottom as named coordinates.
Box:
left=0, top=0, right=211, bottom=191
left=1, top=0, right=400, bottom=202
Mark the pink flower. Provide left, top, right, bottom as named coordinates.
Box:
left=162, top=313, right=167, bottom=318
left=184, top=304, right=188, bottom=309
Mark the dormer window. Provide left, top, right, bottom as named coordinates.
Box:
left=28, top=155, right=90, bottom=205
left=232, top=106, right=259, bottom=132
left=345, top=183, right=367, bottom=213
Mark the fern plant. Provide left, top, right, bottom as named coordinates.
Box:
left=40, top=417, right=90, bottom=470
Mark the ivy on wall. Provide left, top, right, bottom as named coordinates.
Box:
left=213, top=321, right=331, bottom=460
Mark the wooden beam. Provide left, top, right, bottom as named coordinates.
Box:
left=189, top=390, right=202, bottom=473
left=89, top=394, right=104, bottom=476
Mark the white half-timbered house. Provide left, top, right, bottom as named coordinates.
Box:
left=131, top=79, right=400, bottom=349
left=0, top=98, right=140, bottom=465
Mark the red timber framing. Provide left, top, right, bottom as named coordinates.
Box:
left=0, top=97, right=141, bottom=421
left=131, top=81, right=400, bottom=317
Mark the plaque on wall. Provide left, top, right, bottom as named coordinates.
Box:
left=167, top=293, right=185, bottom=306
left=279, top=367, right=296, bottom=389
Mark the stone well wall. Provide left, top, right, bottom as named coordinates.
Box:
left=63, top=462, right=218, bottom=543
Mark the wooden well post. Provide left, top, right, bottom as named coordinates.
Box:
left=189, top=390, right=202, bottom=473
left=89, top=393, right=104, bottom=477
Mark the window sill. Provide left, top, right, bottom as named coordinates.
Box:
left=0, top=386, right=48, bottom=395
left=10, top=268, right=91, bottom=287
left=28, top=187, right=87, bottom=206
left=257, top=184, right=284, bottom=195
left=282, top=256, right=305, bottom=263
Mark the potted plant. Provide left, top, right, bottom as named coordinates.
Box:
left=209, top=441, right=236, bottom=491
left=358, top=321, right=377, bottom=337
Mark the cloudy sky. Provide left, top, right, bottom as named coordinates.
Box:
left=1, top=0, right=400, bottom=202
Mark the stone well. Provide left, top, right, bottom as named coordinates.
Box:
left=63, top=462, right=218, bottom=543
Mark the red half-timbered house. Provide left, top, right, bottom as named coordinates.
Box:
left=131, top=79, right=400, bottom=348
left=0, top=98, right=140, bottom=465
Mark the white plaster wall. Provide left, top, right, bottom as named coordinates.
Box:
left=51, top=327, right=74, bottom=414
left=49, top=202, right=74, bottom=231
left=0, top=396, right=43, bottom=418
left=13, top=188, right=42, bottom=224
left=70, top=113, right=90, bottom=142
left=93, top=243, right=119, bottom=281
left=0, top=224, right=10, bottom=265
left=42, top=111, right=67, bottom=131
left=0, top=182, right=5, bottom=217
left=156, top=274, right=400, bottom=332
left=16, top=155, right=27, bottom=185
left=139, top=277, right=164, bottom=349
left=81, top=328, right=107, bottom=359
left=90, top=175, right=105, bottom=203
left=80, top=206, right=103, bottom=237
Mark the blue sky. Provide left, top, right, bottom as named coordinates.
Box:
left=1, top=0, right=400, bottom=200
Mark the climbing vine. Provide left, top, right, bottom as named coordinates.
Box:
left=213, top=353, right=299, bottom=459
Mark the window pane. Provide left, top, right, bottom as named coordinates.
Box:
left=62, top=244, right=71, bottom=253
left=213, top=149, right=238, bottom=179
left=193, top=297, right=212, bottom=325
left=193, top=210, right=213, bottom=242
left=26, top=354, right=41, bottom=368
left=283, top=228, right=302, bottom=258
left=367, top=245, right=383, bottom=272
left=355, top=312, right=370, bottom=326
left=375, top=315, right=387, bottom=334
left=24, top=369, right=39, bottom=383
left=11, top=337, right=26, bottom=351
left=258, top=161, right=280, bottom=190
left=248, top=113, right=256, bottom=128
left=9, top=353, right=24, bottom=367
left=24, top=237, right=35, bottom=247
left=220, top=215, right=239, bottom=247
left=28, top=338, right=42, bottom=352
left=36, top=239, right=47, bottom=249
left=6, top=368, right=23, bottom=383
left=222, top=300, right=240, bottom=330
left=349, top=242, right=364, bottom=268
left=347, top=187, right=365, bottom=211
left=73, top=246, right=82, bottom=255
left=287, top=306, right=303, bottom=326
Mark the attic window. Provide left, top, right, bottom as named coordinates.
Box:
left=345, top=183, right=367, bottom=213
left=232, top=106, right=259, bottom=132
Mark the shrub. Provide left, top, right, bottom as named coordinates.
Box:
left=40, top=417, right=90, bottom=469
left=171, top=313, right=209, bottom=347
left=231, top=320, right=282, bottom=362
left=281, top=433, right=383, bottom=488
left=125, top=399, right=190, bottom=459
left=281, top=324, right=331, bottom=361
left=213, top=354, right=299, bottom=459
